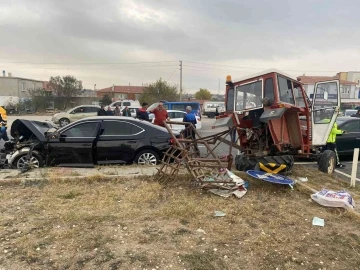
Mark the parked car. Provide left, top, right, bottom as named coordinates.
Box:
left=149, top=110, right=202, bottom=131
left=5, top=117, right=178, bottom=169
left=202, top=101, right=225, bottom=118
left=51, top=105, right=101, bottom=127
left=344, top=109, right=357, bottom=117
left=335, top=117, right=360, bottom=155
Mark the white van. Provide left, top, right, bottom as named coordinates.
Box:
left=105, top=100, right=141, bottom=111
left=202, top=101, right=225, bottom=118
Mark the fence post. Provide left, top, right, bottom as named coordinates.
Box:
left=350, top=148, right=359, bottom=187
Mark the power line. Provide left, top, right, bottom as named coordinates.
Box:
left=7, top=64, right=179, bottom=70
left=166, top=67, right=178, bottom=81
left=183, top=64, right=253, bottom=73
left=184, top=61, right=342, bottom=73
left=0, top=60, right=178, bottom=65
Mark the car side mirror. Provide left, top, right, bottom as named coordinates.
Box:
left=59, top=134, right=67, bottom=141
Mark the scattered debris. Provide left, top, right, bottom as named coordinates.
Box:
left=196, top=229, right=206, bottom=234
left=156, top=123, right=247, bottom=196
left=214, top=211, right=226, bottom=217
left=312, top=217, right=325, bottom=227
left=247, top=170, right=294, bottom=188
left=297, top=177, right=308, bottom=182
left=311, top=189, right=356, bottom=209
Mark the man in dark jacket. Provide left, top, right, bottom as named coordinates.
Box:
left=136, top=102, right=150, bottom=121
left=98, top=106, right=106, bottom=116
left=106, top=107, right=114, bottom=116
left=122, top=106, right=131, bottom=117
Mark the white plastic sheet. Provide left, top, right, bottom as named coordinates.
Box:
left=311, top=189, right=355, bottom=209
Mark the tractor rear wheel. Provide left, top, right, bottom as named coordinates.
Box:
left=318, top=150, right=336, bottom=174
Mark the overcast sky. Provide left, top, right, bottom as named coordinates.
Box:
left=0, top=0, right=360, bottom=93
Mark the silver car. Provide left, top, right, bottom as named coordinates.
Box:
left=52, top=105, right=101, bottom=127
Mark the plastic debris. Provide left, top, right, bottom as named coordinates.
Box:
left=214, top=211, right=226, bottom=217
left=312, top=217, right=325, bottom=227
left=297, top=177, right=308, bottom=182
left=311, top=189, right=355, bottom=209
left=247, top=170, right=294, bottom=185
left=207, top=169, right=247, bottom=199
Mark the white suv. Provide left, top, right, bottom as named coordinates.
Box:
left=105, top=100, right=140, bottom=111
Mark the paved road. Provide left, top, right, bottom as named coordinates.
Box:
left=1, top=115, right=359, bottom=181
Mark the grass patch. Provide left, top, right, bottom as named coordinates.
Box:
left=57, top=191, right=82, bottom=199
left=1, top=165, right=360, bottom=269
left=181, top=250, right=228, bottom=270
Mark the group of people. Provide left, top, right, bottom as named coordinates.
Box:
left=96, top=101, right=197, bottom=136
left=97, top=104, right=132, bottom=117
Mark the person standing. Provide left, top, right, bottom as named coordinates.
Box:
left=183, top=106, right=197, bottom=139
left=114, top=104, right=121, bottom=116
left=136, top=102, right=150, bottom=121
left=98, top=105, right=106, bottom=116
left=149, top=101, right=169, bottom=127
left=325, top=121, right=346, bottom=168
left=182, top=106, right=199, bottom=155
left=122, top=106, right=131, bottom=117
left=0, top=106, right=9, bottom=142
left=106, top=106, right=114, bottom=116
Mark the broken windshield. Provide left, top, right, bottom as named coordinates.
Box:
left=235, top=81, right=263, bottom=111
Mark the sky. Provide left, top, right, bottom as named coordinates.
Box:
left=0, top=0, right=360, bottom=94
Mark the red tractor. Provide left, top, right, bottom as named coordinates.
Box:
left=215, top=69, right=341, bottom=174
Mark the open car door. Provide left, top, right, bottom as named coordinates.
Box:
left=311, top=80, right=340, bottom=145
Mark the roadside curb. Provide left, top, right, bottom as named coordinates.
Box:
left=0, top=173, right=154, bottom=183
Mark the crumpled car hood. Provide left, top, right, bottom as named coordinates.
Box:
left=10, top=119, right=56, bottom=142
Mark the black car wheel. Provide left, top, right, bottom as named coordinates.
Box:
left=59, top=118, right=70, bottom=127
left=14, top=152, right=44, bottom=170
left=134, top=150, right=159, bottom=165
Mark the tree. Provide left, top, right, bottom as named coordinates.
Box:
left=27, top=88, right=53, bottom=112
left=49, top=75, right=83, bottom=109
left=195, top=88, right=212, bottom=100
left=139, top=78, right=179, bottom=105
left=100, top=94, right=112, bottom=106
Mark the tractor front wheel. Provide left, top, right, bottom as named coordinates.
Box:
left=235, top=155, right=257, bottom=171
left=318, top=150, right=336, bottom=174
left=235, top=154, right=295, bottom=173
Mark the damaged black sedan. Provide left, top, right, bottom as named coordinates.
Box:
left=3, top=117, right=177, bottom=169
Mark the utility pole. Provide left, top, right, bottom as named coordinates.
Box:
left=179, top=60, right=182, bottom=101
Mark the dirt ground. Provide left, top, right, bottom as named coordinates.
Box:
left=1, top=165, right=360, bottom=270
